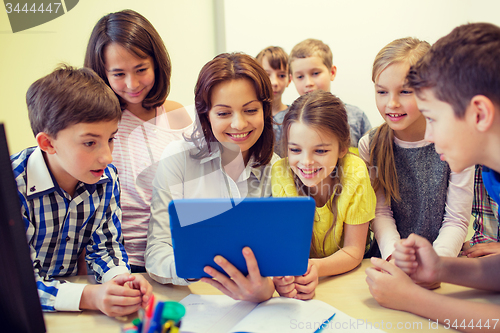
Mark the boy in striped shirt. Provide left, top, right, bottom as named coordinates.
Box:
left=11, top=65, right=152, bottom=316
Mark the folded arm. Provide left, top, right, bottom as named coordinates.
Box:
left=358, top=135, right=400, bottom=259
left=395, top=234, right=500, bottom=291
left=145, top=150, right=189, bottom=286
left=366, top=257, right=500, bottom=333
left=88, top=173, right=130, bottom=283
left=433, top=167, right=474, bottom=257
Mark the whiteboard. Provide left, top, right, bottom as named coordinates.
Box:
left=220, top=0, right=500, bottom=128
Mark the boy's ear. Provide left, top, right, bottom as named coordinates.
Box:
left=470, top=95, right=495, bottom=132
left=330, top=65, right=337, bottom=82
left=286, top=74, right=291, bottom=87
left=36, top=132, right=56, bottom=154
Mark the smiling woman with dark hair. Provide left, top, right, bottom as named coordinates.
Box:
left=145, top=52, right=280, bottom=303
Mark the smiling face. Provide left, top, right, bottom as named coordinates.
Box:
left=104, top=43, right=155, bottom=109
left=208, top=79, right=264, bottom=162
left=375, top=62, right=426, bottom=141
left=287, top=122, right=346, bottom=195
left=417, top=88, right=478, bottom=173
left=42, top=120, right=118, bottom=195
left=290, top=56, right=336, bottom=96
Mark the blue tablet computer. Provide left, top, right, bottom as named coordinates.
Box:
left=169, top=197, right=315, bottom=279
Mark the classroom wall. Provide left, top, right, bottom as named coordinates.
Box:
left=2, top=0, right=500, bottom=154
left=223, top=0, right=500, bottom=129
left=0, top=0, right=216, bottom=153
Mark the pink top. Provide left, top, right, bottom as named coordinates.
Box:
left=112, top=106, right=193, bottom=266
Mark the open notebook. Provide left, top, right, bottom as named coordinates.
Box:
left=179, top=294, right=385, bottom=333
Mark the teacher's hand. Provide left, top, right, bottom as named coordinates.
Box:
left=201, top=247, right=275, bottom=303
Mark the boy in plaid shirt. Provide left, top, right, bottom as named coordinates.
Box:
left=11, top=65, right=152, bottom=316
left=461, top=165, right=500, bottom=257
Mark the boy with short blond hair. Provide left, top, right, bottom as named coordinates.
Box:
left=256, top=46, right=291, bottom=156
left=366, top=23, right=500, bottom=328
left=11, top=65, right=152, bottom=316
left=289, top=38, right=333, bottom=71
left=289, top=38, right=371, bottom=148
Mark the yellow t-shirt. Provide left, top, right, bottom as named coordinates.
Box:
left=271, top=154, right=376, bottom=258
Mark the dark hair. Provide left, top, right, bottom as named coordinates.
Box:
left=256, top=46, right=289, bottom=72
left=407, top=22, right=500, bottom=119
left=281, top=90, right=350, bottom=256
left=84, top=9, right=171, bottom=110
left=26, top=64, right=121, bottom=137
left=190, top=52, right=274, bottom=167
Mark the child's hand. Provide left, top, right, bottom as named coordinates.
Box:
left=292, top=260, right=318, bottom=300
left=201, top=247, right=275, bottom=303
left=272, top=276, right=297, bottom=298
left=393, top=233, right=441, bottom=284
left=365, top=257, right=420, bottom=310
left=80, top=273, right=143, bottom=317
left=124, top=274, right=153, bottom=308
left=416, top=281, right=441, bottom=290
left=461, top=242, right=500, bottom=258
left=461, top=241, right=472, bottom=255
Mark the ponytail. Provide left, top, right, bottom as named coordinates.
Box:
left=369, top=123, right=400, bottom=205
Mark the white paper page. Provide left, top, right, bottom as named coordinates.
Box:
left=231, top=298, right=385, bottom=333
left=179, top=294, right=257, bottom=333
left=229, top=298, right=335, bottom=333
left=319, top=310, right=386, bottom=332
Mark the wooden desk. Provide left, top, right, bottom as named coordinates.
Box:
left=44, top=259, right=500, bottom=333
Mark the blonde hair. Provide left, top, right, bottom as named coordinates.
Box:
left=289, top=38, right=333, bottom=73
left=282, top=90, right=350, bottom=256
left=369, top=37, right=431, bottom=205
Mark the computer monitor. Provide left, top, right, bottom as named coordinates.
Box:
left=0, top=124, right=46, bottom=333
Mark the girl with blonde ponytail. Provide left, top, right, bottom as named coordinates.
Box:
left=359, top=37, right=474, bottom=262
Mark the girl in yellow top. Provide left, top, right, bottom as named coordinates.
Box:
left=272, top=90, right=376, bottom=300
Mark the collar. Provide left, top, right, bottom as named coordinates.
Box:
left=26, top=147, right=55, bottom=199
left=482, top=166, right=500, bottom=184
left=198, top=144, right=262, bottom=181
left=199, top=143, right=222, bottom=164
left=481, top=165, right=500, bottom=204
left=237, top=155, right=257, bottom=182
left=26, top=147, right=110, bottom=200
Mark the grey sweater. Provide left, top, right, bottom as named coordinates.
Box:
left=391, top=143, right=450, bottom=242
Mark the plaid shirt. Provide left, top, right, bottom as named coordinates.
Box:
left=11, top=147, right=129, bottom=312
left=470, top=165, right=500, bottom=245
